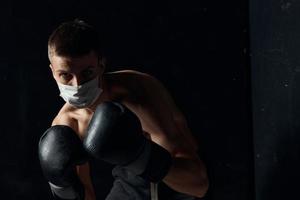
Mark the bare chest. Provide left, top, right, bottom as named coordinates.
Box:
left=72, top=110, right=94, bottom=140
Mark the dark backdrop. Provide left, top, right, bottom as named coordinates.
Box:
left=250, top=0, right=300, bottom=199
left=0, top=1, right=253, bottom=200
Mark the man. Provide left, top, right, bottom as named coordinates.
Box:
left=38, top=19, right=209, bottom=200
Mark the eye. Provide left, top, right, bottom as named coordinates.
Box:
left=82, top=69, right=94, bottom=79
left=59, top=72, right=72, bottom=81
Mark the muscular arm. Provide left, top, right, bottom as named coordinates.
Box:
left=123, top=72, right=209, bottom=198
left=52, top=109, right=96, bottom=200
left=158, top=125, right=208, bottom=198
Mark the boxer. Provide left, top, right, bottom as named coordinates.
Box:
left=38, top=19, right=209, bottom=200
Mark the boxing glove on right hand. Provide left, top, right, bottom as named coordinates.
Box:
left=38, top=125, right=87, bottom=200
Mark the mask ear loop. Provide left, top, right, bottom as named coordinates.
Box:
left=98, top=55, right=106, bottom=73
left=97, top=55, right=103, bottom=77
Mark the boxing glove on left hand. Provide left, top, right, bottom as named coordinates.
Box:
left=83, top=101, right=172, bottom=183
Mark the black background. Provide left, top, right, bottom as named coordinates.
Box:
left=0, top=0, right=278, bottom=199
left=250, top=0, right=300, bottom=199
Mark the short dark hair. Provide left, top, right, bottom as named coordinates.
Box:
left=48, top=19, right=101, bottom=58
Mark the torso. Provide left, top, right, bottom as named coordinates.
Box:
left=52, top=70, right=198, bottom=200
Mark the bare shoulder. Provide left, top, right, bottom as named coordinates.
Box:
left=51, top=103, right=78, bottom=130
left=104, top=69, right=153, bottom=85
left=106, top=69, right=149, bottom=76
left=104, top=69, right=155, bottom=101
left=106, top=69, right=181, bottom=113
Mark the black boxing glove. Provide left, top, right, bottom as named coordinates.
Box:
left=83, top=101, right=172, bottom=183
left=38, top=125, right=87, bottom=200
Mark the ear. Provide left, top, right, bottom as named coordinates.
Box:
left=99, top=57, right=106, bottom=75
left=49, top=64, right=56, bottom=79
left=49, top=64, right=54, bottom=73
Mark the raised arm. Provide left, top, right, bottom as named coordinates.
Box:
left=124, top=72, right=209, bottom=197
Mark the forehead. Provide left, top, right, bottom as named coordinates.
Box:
left=50, top=51, right=98, bottom=71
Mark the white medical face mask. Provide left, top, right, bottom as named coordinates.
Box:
left=57, top=75, right=103, bottom=108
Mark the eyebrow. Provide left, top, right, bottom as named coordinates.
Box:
left=55, top=69, right=70, bottom=73
left=55, top=65, right=96, bottom=73
left=85, top=65, right=96, bottom=69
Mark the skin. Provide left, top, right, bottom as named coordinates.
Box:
left=49, top=50, right=209, bottom=200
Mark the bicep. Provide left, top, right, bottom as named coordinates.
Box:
left=51, top=113, right=78, bottom=133
left=138, top=75, right=199, bottom=157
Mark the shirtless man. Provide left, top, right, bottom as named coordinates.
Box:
left=38, top=19, right=209, bottom=200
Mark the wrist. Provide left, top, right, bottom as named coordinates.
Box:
left=124, top=140, right=173, bottom=183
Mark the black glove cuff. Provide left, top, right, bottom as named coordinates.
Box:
left=142, top=142, right=172, bottom=182
left=49, top=177, right=85, bottom=200
left=125, top=141, right=172, bottom=183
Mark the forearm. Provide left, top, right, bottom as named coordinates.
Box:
left=162, top=157, right=209, bottom=198
left=76, top=163, right=96, bottom=200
